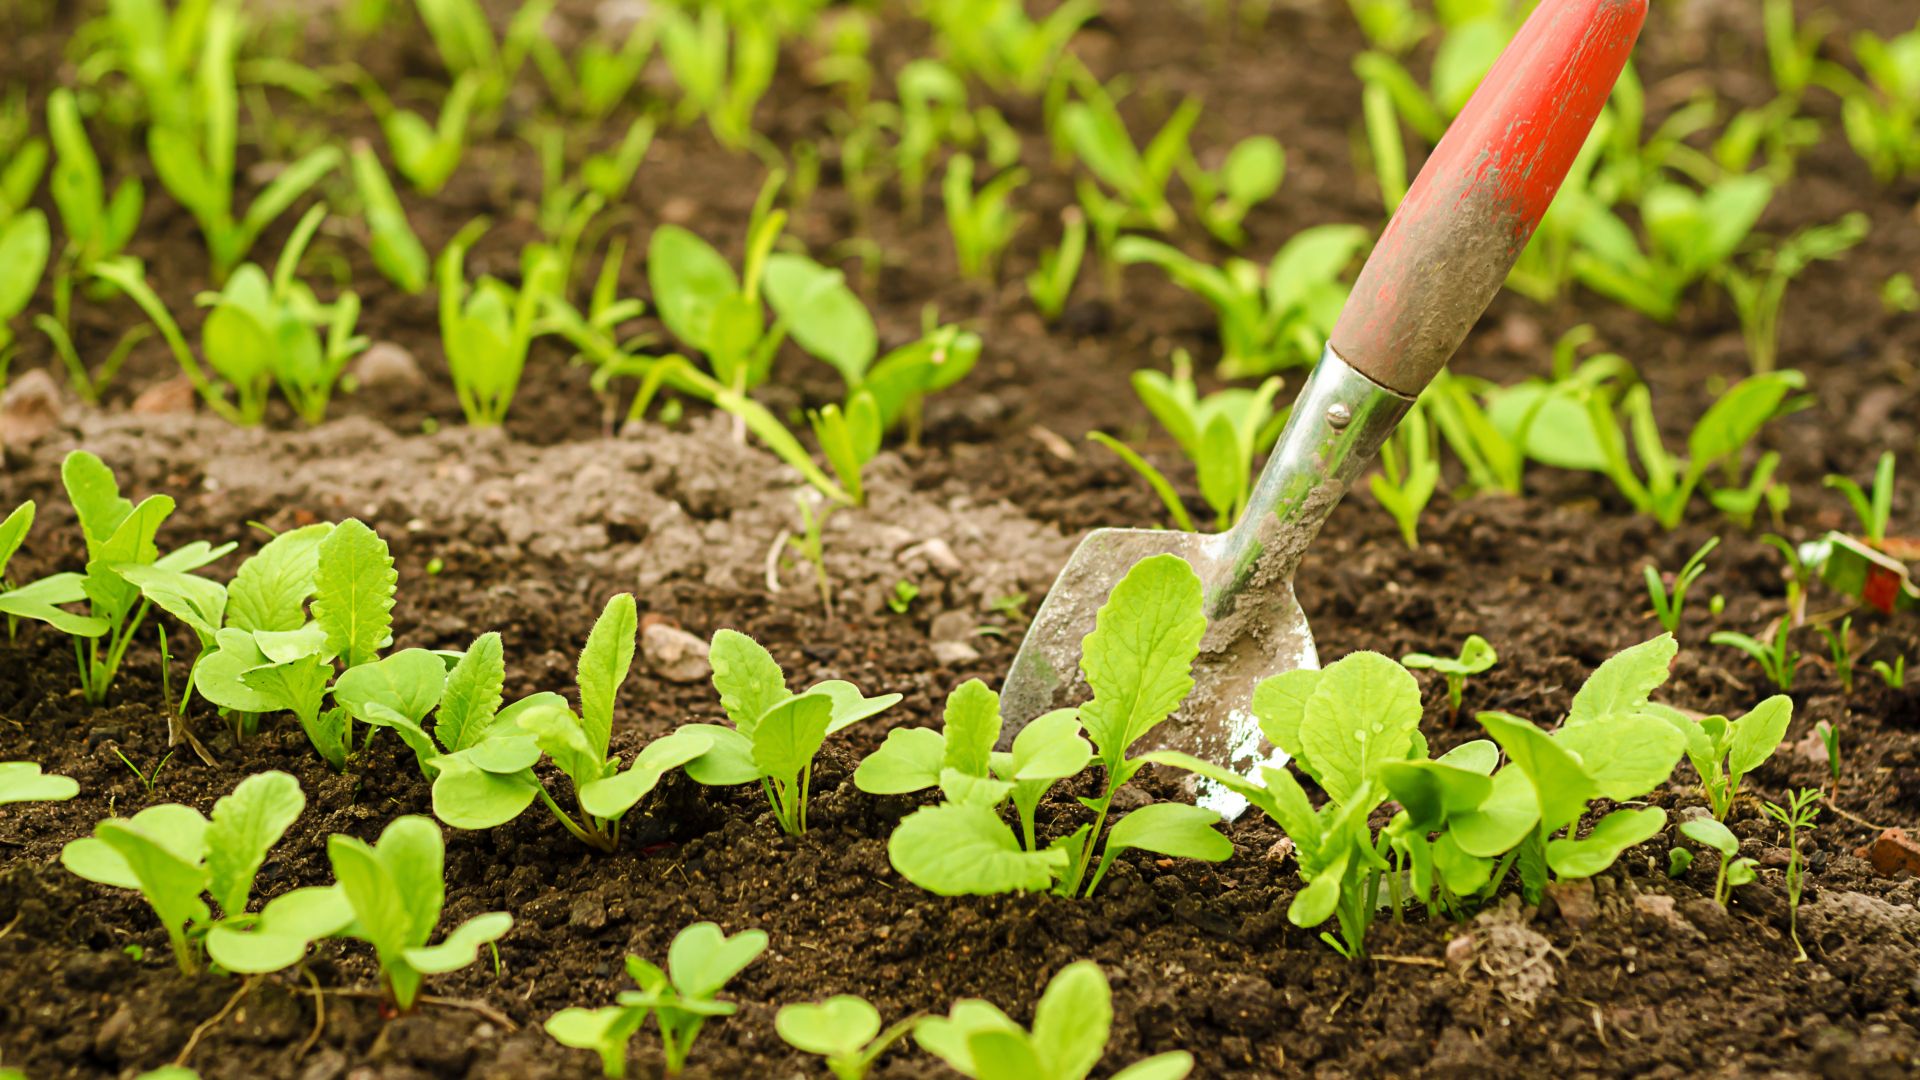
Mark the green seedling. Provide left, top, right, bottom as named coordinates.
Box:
left=1824, top=451, right=1896, bottom=546
left=1028, top=207, right=1088, bottom=321
left=922, top=0, right=1097, bottom=94
left=1724, top=212, right=1870, bottom=375
left=428, top=596, right=710, bottom=851
left=60, top=771, right=306, bottom=974
left=1707, top=450, right=1789, bottom=530
left=349, top=142, right=430, bottom=293
left=1873, top=655, right=1906, bottom=689
left=1654, top=694, right=1793, bottom=819
left=1815, top=720, right=1841, bottom=795
left=146, top=4, right=339, bottom=281
left=1090, top=351, right=1286, bottom=531
left=412, top=0, right=549, bottom=115
left=1711, top=623, right=1799, bottom=693
left=1418, top=370, right=1538, bottom=496
left=0, top=452, right=233, bottom=705
left=1347, top=0, right=1429, bottom=54
left=1468, top=328, right=1634, bottom=475
left=112, top=747, right=176, bottom=795
left=1370, top=400, right=1439, bottom=549
left=0, top=761, right=80, bottom=805
left=545, top=922, right=767, bottom=1077
left=684, top=630, right=901, bottom=835
left=84, top=0, right=210, bottom=128
left=1185, top=135, right=1285, bottom=246
left=657, top=3, right=777, bottom=152
left=891, top=60, right=981, bottom=224
left=915, top=960, right=1193, bottom=1080
left=1763, top=787, right=1820, bottom=960
left=859, top=677, right=1090, bottom=855
left=1402, top=635, right=1497, bottom=714
left=528, top=18, right=656, bottom=120
left=944, top=154, right=1028, bottom=283
left=1678, top=818, right=1756, bottom=908
left=173, top=204, right=368, bottom=425
left=886, top=558, right=1230, bottom=899
left=1057, top=70, right=1198, bottom=233
left=0, top=88, right=47, bottom=224
left=1819, top=22, right=1920, bottom=182
left=1885, top=273, right=1920, bottom=314
left=886, top=580, right=920, bottom=615
left=776, top=995, right=917, bottom=1080
left=1645, top=537, right=1719, bottom=636
left=1114, top=225, right=1369, bottom=377
left=0, top=500, right=34, bottom=639
left=43, top=88, right=143, bottom=315
left=1586, top=370, right=1806, bottom=530
left=359, top=72, right=479, bottom=195
left=193, top=519, right=394, bottom=766
left=439, top=220, right=564, bottom=426
left=1667, top=846, right=1693, bottom=878
left=1818, top=616, right=1856, bottom=694
left=1573, top=174, right=1774, bottom=322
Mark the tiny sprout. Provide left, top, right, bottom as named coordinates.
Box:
left=1817, top=616, right=1855, bottom=693
left=1645, top=537, right=1719, bottom=635
left=1667, top=846, right=1694, bottom=878
left=1710, top=594, right=1726, bottom=616
left=1872, top=655, right=1906, bottom=689
left=1679, top=818, right=1757, bottom=907
left=1762, top=787, right=1820, bottom=961
left=775, top=995, right=916, bottom=1080
left=887, top=580, right=920, bottom=615
left=1884, top=273, right=1919, bottom=314
left=1710, top=622, right=1799, bottom=692
left=1401, top=634, right=1496, bottom=713
left=1815, top=720, right=1841, bottom=796
left=112, top=747, right=177, bottom=795
left=426, top=557, right=445, bottom=576
left=1822, top=451, right=1896, bottom=545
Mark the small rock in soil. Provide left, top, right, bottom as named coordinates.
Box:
left=902, top=538, right=963, bottom=576
left=351, top=341, right=425, bottom=388
left=92, top=1004, right=133, bottom=1060
left=569, top=892, right=608, bottom=931
left=1265, top=837, right=1295, bottom=864
left=929, top=610, right=975, bottom=643
left=1545, top=878, right=1597, bottom=928
left=642, top=621, right=712, bottom=683
left=131, top=374, right=197, bottom=415
left=1632, top=892, right=1693, bottom=932
left=1857, top=827, right=1920, bottom=877
left=0, top=368, right=64, bottom=450
left=1680, top=897, right=1732, bottom=938
left=1444, top=933, right=1475, bottom=975
left=931, top=640, right=981, bottom=665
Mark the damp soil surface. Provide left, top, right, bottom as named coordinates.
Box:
left=4, top=1, right=1920, bottom=1078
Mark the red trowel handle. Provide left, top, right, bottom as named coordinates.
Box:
left=1330, top=0, right=1647, bottom=397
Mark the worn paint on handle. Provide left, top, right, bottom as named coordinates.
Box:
left=1331, top=0, right=1647, bottom=396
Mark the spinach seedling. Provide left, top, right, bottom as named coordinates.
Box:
left=428, top=595, right=711, bottom=851
left=1678, top=818, right=1756, bottom=908
left=0, top=451, right=233, bottom=705
left=1586, top=370, right=1806, bottom=530
left=1056, top=71, right=1198, bottom=232
left=1815, top=720, right=1842, bottom=797
left=545, top=922, right=767, bottom=1077
left=1114, top=225, right=1369, bottom=377
left=915, top=960, right=1193, bottom=1080
left=1645, top=537, right=1719, bottom=635
left=1818, top=22, right=1920, bottom=182
left=944, top=154, right=1028, bottom=283
left=1723, top=213, right=1868, bottom=374
left=439, top=221, right=564, bottom=426
left=0, top=207, right=46, bottom=365
left=1572, top=175, right=1774, bottom=322
left=776, top=995, right=916, bottom=1080
left=1764, top=787, right=1820, bottom=960
left=684, top=629, right=901, bottom=835
left=357, top=71, right=479, bottom=195
left=861, top=677, right=1090, bottom=856
left=1184, top=135, right=1285, bottom=247
left=657, top=4, right=777, bottom=152
left=414, top=0, right=548, bottom=114
left=1873, top=655, right=1906, bottom=689
left=1818, top=616, right=1855, bottom=694
left=1474, top=635, right=1690, bottom=906
left=145, top=4, right=339, bottom=282
left=886, top=579, right=919, bottom=615
left=1370, top=401, right=1439, bottom=549
left=1090, top=350, right=1286, bottom=531
left=321, top=815, right=512, bottom=1008
left=1710, top=623, right=1799, bottom=693
left=1824, top=450, right=1895, bottom=546
left=1028, top=207, right=1088, bottom=321
left=1653, top=694, right=1792, bottom=819
left=528, top=17, right=656, bottom=120
left=349, top=142, right=429, bottom=293
left=0, top=89, right=45, bottom=225
left=60, top=771, right=306, bottom=974
left=0, top=761, right=79, bottom=805
left=923, top=0, right=1096, bottom=94
left=1402, top=634, right=1497, bottom=714
left=43, top=87, right=143, bottom=324
left=1419, top=370, right=1539, bottom=496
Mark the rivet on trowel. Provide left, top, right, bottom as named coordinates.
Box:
left=1326, top=403, right=1352, bottom=429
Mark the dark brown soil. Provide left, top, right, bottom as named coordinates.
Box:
left=4, top=1, right=1920, bottom=1078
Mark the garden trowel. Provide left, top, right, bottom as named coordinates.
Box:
left=999, top=0, right=1650, bottom=811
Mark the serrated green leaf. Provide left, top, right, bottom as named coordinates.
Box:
left=435, top=632, right=505, bottom=753
left=205, top=771, right=304, bottom=917
left=1298, top=652, right=1423, bottom=805
left=1478, top=712, right=1595, bottom=835
left=1252, top=668, right=1319, bottom=765
left=1079, top=554, right=1206, bottom=762
left=1728, top=695, right=1792, bottom=778
left=942, top=679, right=1000, bottom=777
left=709, top=628, right=788, bottom=737
left=1029, top=961, right=1111, bottom=1080
left=1105, top=802, right=1231, bottom=862
left=578, top=594, right=637, bottom=759
left=61, top=450, right=132, bottom=551
left=226, top=523, right=332, bottom=633
left=333, top=648, right=446, bottom=728
left=1551, top=711, right=1685, bottom=801
left=1566, top=634, right=1676, bottom=727
left=311, top=519, right=395, bottom=669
